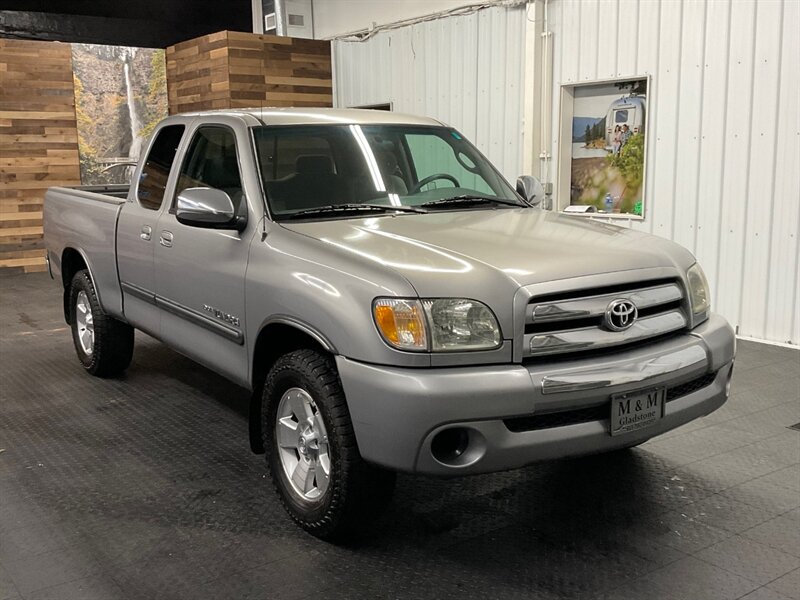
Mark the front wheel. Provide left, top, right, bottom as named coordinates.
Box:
left=69, top=270, right=134, bottom=377
left=262, top=349, right=395, bottom=541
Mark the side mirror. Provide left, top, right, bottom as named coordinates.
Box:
left=175, top=187, right=245, bottom=230
left=516, top=175, right=545, bottom=206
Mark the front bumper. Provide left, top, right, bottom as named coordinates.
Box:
left=336, top=313, right=736, bottom=476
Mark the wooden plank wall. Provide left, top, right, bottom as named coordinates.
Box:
left=166, top=31, right=332, bottom=115
left=228, top=32, right=332, bottom=109
left=166, top=31, right=232, bottom=115
left=0, top=39, right=81, bottom=274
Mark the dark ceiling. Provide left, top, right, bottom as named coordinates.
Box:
left=0, top=0, right=253, bottom=48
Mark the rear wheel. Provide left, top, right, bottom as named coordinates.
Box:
left=69, top=270, right=134, bottom=377
left=262, top=349, right=395, bottom=541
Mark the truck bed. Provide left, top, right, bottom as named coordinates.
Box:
left=43, top=185, right=129, bottom=319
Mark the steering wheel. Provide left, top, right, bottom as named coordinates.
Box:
left=410, top=173, right=460, bottom=194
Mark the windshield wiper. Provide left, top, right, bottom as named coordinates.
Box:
left=419, top=195, right=523, bottom=209
left=282, top=203, right=427, bottom=219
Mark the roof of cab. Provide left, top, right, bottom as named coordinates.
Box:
left=174, top=107, right=446, bottom=127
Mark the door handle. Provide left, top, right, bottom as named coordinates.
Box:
left=140, top=225, right=152, bottom=241
left=159, top=231, right=173, bottom=248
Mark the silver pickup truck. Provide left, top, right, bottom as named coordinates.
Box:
left=44, top=108, right=735, bottom=539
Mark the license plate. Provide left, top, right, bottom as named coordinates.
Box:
left=610, top=387, right=665, bottom=436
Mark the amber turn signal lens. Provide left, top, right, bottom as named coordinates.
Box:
left=372, top=299, right=428, bottom=351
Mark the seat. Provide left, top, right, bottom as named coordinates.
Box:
left=266, top=154, right=347, bottom=211
left=374, top=150, right=408, bottom=195
left=204, top=153, right=244, bottom=209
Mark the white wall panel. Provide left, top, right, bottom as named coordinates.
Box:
left=694, top=0, right=731, bottom=312
left=333, top=6, right=526, bottom=183
left=547, top=0, right=799, bottom=345
left=767, top=0, right=800, bottom=345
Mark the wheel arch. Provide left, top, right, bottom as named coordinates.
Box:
left=61, top=247, right=92, bottom=324
left=248, top=318, right=337, bottom=454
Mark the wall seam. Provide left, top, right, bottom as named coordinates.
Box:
left=764, top=0, right=786, bottom=340
left=712, top=0, right=733, bottom=313
left=668, top=0, right=684, bottom=241
left=691, top=0, right=709, bottom=255
left=735, top=0, right=760, bottom=334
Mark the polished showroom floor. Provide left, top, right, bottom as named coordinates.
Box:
left=1, top=273, right=799, bottom=600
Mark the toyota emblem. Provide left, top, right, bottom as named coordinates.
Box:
left=605, top=299, right=638, bottom=331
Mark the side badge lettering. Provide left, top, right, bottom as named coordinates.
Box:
left=203, top=304, right=240, bottom=327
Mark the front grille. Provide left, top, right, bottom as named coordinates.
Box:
left=523, top=279, right=687, bottom=359
left=503, top=370, right=718, bottom=433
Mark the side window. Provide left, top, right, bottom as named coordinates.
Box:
left=405, top=134, right=493, bottom=194
left=137, top=125, right=184, bottom=210
left=175, top=126, right=244, bottom=211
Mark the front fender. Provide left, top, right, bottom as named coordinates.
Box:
left=245, top=226, right=430, bottom=374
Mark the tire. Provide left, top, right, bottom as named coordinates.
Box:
left=262, top=349, right=395, bottom=541
left=69, top=270, right=134, bottom=377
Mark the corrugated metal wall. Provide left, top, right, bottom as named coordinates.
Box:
left=331, top=0, right=799, bottom=346
left=332, top=5, right=527, bottom=183
left=548, top=0, right=799, bottom=345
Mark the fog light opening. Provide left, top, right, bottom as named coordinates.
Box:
left=431, top=428, right=470, bottom=464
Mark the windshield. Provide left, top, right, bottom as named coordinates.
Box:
left=252, top=124, right=521, bottom=219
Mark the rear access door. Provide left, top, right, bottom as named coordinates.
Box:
left=117, top=123, right=186, bottom=336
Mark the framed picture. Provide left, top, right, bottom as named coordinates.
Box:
left=556, top=76, right=650, bottom=218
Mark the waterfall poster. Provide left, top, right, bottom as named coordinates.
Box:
left=71, top=44, right=168, bottom=185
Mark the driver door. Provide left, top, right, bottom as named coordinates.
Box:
left=153, top=124, right=252, bottom=385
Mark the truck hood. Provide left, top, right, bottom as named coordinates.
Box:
left=281, top=208, right=695, bottom=296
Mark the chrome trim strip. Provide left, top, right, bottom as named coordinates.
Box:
left=120, top=281, right=156, bottom=304
left=541, top=345, right=707, bottom=394
left=121, top=281, right=243, bottom=344
left=156, top=295, right=244, bottom=345
left=528, top=283, right=683, bottom=324
left=526, top=310, right=687, bottom=357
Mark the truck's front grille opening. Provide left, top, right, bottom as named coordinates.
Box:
left=503, top=370, right=719, bottom=433
left=522, top=280, right=688, bottom=359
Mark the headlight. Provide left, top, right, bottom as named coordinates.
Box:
left=422, top=299, right=502, bottom=351
left=686, top=262, right=710, bottom=324
left=372, top=298, right=502, bottom=352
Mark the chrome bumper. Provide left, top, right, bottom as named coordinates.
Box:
left=336, top=313, right=736, bottom=476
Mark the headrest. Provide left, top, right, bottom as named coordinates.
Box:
left=375, top=150, right=399, bottom=174
left=296, top=155, right=333, bottom=175
left=207, top=153, right=241, bottom=189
